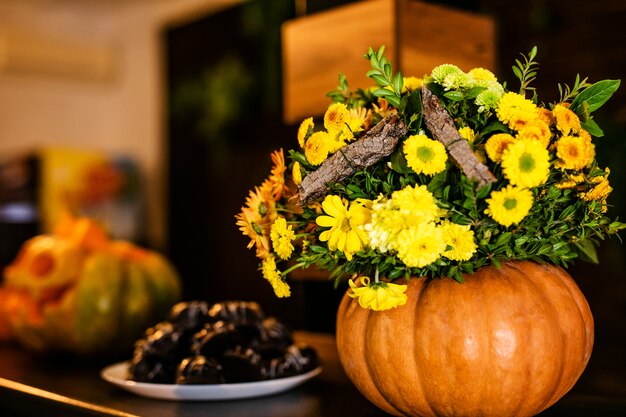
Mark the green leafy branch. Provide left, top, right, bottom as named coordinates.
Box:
left=558, top=74, right=591, bottom=103
left=512, top=46, right=539, bottom=99
left=364, top=45, right=403, bottom=108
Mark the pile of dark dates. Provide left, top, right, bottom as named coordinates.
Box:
left=128, top=300, right=319, bottom=384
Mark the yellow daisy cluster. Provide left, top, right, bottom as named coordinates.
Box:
left=552, top=105, right=595, bottom=170
left=483, top=96, right=612, bottom=226
left=299, top=103, right=371, bottom=166
left=312, top=186, right=478, bottom=268
left=261, top=255, right=291, bottom=298
left=235, top=149, right=299, bottom=297
left=364, top=185, right=477, bottom=268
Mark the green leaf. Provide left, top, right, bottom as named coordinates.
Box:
left=581, top=118, right=604, bottom=137
left=386, top=95, right=401, bottom=108
left=309, top=245, right=328, bottom=254
left=376, top=45, right=386, bottom=61
left=443, top=91, right=464, bottom=102
left=404, top=89, right=422, bottom=117
left=494, top=232, right=512, bottom=247
left=384, top=63, right=392, bottom=79
left=573, top=240, right=599, bottom=264
left=389, top=144, right=412, bottom=174
left=464, top=86, right=486, bottom=99
left=570, top=79, right=620, bottom=115
left=481, top=121, right=509, bottom=136
left=373, top=88, right=394, bottom=98
left=371, top=74, right=388, bottom=86
left=393, top=72, right=403, bottom=95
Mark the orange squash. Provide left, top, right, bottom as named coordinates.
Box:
left=336, top=261, right=593, bottom=417
left=1, top=216, right=182, bottom=355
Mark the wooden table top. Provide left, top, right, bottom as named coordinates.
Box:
left=0, top=331, right=624, bottom=417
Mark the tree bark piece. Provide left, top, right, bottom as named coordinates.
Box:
left=421, top=86, right=496, bottom=187
left=297, top=113, right=407, bottom=206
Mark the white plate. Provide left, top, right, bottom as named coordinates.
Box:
left=100, top=361, right=322, bottom=401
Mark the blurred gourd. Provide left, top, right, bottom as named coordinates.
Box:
left=1, top=215, right=182, bottom=355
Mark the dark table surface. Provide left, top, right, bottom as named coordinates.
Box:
left=0, top=331, right=625, bottom=417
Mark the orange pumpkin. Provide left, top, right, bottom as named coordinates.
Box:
left=336, top=261, right=593, bottom=417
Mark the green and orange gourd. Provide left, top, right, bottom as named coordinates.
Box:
left=1, top=215, right=182, bottom=355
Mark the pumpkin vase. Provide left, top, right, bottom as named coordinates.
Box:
left=336, top=261, right=594, bottom=417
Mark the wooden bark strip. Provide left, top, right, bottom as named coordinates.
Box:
left=297, top=113, right=407, bottom=206
left=421, top=86, right=496, bottom=187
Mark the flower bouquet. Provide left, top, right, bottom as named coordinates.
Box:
left=237, top=46, right=623, bottom=417
left=236, top=45, right=622, bottom=311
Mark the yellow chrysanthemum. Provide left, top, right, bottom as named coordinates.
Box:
left=553, top=103, right=581, bottom=135
left=270, top=217, right=295, bottom=260
left=235, top=207, right=270, bottom=258
left=403, top=134, right=448, bottom=175
left=270, top=278, right=291, bottom=298
left=316, top=195, right=371, bottom=260
left=304, top=131, right=330, bottom=166
left=345, top=107, right=368, bottom=138
left=555, top=173, right=585, bottom=189
left=501, top=139, right=550, bottom=188
left=391, top=185, right=440, bottom=223
left=555, top=135, right=595, bottom=171
left=292, top=161, right=303, bottom=185
left=237, top=185, right=276, bottom=259
left=348, top=276, right=408, bottom=311
left=459, top=126, right=476, bottom=143
left=261, top=254, right=291, bottom=298
left=485, top=133, right=516, bottom=163
left=396, top=222, right=445, bottom=268
left=581, top=168, right=612, bottom=203
left=297, top=117, right=314, bottom=148
left=366, top=185, right=440, bottom=253
left=469, top=67, right=497, bottom=81
left=267, top=149, right=287, bottom=200
left=261, top=254, right=280, bottom=282
left=485, top=186, right=534, bottom=227
left=537, top=107, right=555, bottom=127
left=324, top=102, right=348, bottom=131
left=326, top=129, right=348, bottom=153
left=365, top=202, right=405, bottom=253
left=516, top=120, right=552, bottom=148
left=440, top=220, right=477, bottom=261
left=403, top=76, right=423, bottom=92
left=496, top=92, right=539, bottom=131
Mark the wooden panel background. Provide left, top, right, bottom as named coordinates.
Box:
left=282, top=0, right=495, bottom=125
left=399, top=0, right=495, bottom=77
left=282, top=0, right=396, bottom=125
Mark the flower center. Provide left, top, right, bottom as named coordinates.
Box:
left=519, top=152, right=536, bottom=172
left=504, top=198, right=518, bottom=210
left=416, top=146, right=434, bottom=162
left=340, top=217, right=351, bottom=232
left=566, top=144, right=580, bottom=158
left=252, top=222, right=263, bottom=235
